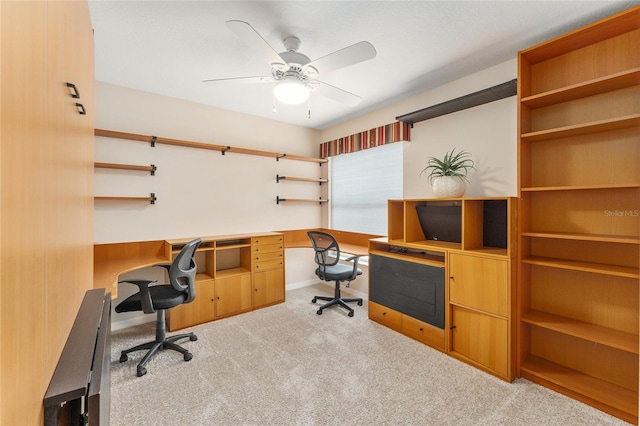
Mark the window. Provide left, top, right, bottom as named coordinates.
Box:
left=330, top=142, right=403, bottom=235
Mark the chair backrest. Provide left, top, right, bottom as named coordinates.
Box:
left=307, top=231, right=340, bottom=268
left=169, top=238, right=202, bottom=304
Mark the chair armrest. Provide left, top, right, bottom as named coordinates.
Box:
left=344, top=255, right=361, bottom=281
left=118, top=279, right=157, bottom=314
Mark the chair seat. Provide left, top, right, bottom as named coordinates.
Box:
left=115, top=285, right=187, bottom=313
left=316, top=264, right=362, bottom=281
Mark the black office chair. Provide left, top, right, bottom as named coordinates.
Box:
left=115, top=238, right=202, bottom=376
left=308, top=231, right=363, bottom=317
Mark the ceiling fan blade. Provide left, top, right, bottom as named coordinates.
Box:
left=225, top=20, right=284, bottom=66
left=313, top=80, right=362, bottom=107
left=202, top=76, right=274, bottom=84
left=305, top=41, right=376, bottom=75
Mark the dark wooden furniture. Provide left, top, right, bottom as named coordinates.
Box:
left=44, top=289, right=111, bottom=426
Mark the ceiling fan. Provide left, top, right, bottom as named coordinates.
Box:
left=203, top=20, right=377, bottom=107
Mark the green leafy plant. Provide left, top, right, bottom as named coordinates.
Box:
left=420, top=148, right=476, bottom=184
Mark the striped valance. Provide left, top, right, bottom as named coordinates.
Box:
left=319, top=121, right=410, bottom=159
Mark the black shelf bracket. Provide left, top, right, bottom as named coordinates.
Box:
left=222, top=146, right=230, bottom=155
left=276, top=175, right=285, bottom=183
left=276, top=154, right=286, bottom=161
left=150, top=193, right=156, bottom=204
left=276, top=196, right=284, bottom=204
left=396, top=79, right=517, bottom=126
left=150, top=136, right=157, bottom=147
left=150, top=164, right=156, bottom=176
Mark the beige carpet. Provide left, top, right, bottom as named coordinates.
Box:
left=110, top=284, right=630, bottom=425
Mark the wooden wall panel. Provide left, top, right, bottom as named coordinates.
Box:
left=0, top=1, right=94, bottom=424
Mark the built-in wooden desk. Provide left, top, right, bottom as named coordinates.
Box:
left=93, top=229, right=377, bottom=330
left=94, top=229, right=376, bottom=296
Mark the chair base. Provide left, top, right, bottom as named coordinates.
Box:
left=312, top=281, right=363, bottom=317
left=119, top=309, right=197, bottom=377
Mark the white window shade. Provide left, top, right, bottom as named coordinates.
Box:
left=330, top=142, right=404, bottom=235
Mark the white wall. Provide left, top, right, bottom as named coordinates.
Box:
left=94, top=82, right=323, bottom=243
left=98, top=60, right=519, bottom=328
left=96, top=59, right=518, bottom=244
left=320, top=59, right=518, bottom=199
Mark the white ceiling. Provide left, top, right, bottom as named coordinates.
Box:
left=88, top=1, right=637, bottom=130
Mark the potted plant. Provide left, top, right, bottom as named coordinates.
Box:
left=420, top=148, right=476, bottom=198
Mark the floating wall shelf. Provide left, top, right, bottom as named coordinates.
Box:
left=276, top=196, right=328, bottom=205
left=94, top=193, right=156, bottom=204
left=276, top=175, right=328, bottom=184
left=94, top=162, right=156, bottom=175
left=95, top=129, right=327, bottom=164
left=396, top=79, right=517, bottom=126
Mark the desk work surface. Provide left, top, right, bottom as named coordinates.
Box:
left=278, top=228, right=379, bottom=257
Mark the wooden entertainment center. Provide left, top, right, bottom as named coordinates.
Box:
left=368, top=197, right=517, bottom=382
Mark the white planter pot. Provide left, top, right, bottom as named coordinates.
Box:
left=432, top=176, right=466, bottom=198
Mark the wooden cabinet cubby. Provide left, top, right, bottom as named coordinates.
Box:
left=370, top=197, right=516, bottom=381
left=163, top=233, right=285, bottom=331
left=517, top=6, right=640, bottom=423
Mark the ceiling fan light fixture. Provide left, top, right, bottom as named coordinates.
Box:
left=273, top=76, right=309, bottom=105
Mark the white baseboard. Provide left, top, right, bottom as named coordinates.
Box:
left=285, top=279, right=318, bottom=291
left=111, top=314, right=154, bottom=332
left=289, top=279, right=368, bottom=301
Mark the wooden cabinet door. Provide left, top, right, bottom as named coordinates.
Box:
left=168, top=279, right=215, bottom=331
left=368, top=301, right=402, bottom=332
left=451, top=306, right=508, bottom=377
left=215, top=274, right=252, bottom=318
left=253, top=268, right=285, bottom=308
left=449, top=253, right=508, bottom=316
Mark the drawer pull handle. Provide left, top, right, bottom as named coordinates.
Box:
left=75, top=103, right=86, bottom=115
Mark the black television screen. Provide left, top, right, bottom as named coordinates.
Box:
left=416, top=202, right=462, bottom=243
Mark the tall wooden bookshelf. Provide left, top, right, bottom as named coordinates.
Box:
left=516, top=6, right=640, bottom=424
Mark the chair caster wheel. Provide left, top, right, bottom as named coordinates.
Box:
left=119, top=354, right=128, bottom=363
left=312, top=298, right=317, bottom=304
left=184, top=352, right=193, bottom=362
left=316, top=309, right=322, bottom=315
left=190, top=334, right=198, bottom=342
left=136, top=367, right=147, bottom=377
left=348, top=311, right=354, bottom=317
left=357, top=300, right=363, bottom=306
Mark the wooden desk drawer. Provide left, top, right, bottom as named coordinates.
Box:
left=254, top=251, right=284, bottom=263
left=253, top=243, right=284, bottom=254
left=254, top=259, right=284, bottom=271
left=402, top=314, right=445, bottom=351
left=253, top=235, right=284, bottom=246
left=368, top=301, right=402, bottom=332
